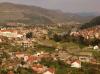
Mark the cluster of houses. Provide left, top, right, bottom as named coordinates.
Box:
left=0, top=23, right=100, bottom=74
left=1, top=50, right=94, bottom=74
left=70, top=25, right=100, bottom=40
left=51, top=50, right=99, bottom=69
left=0, top=51, right=55, bottom=74
left=0, top=26, right=49, bottom=47
left=70, top=25, right=100, bottom=50
left=30, top=27, right=48, bottom=39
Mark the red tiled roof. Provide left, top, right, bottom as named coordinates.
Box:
left=0, top=30, right=17, bottom=33
left=28, top=56, right=38, bottom=62
left=15, top=52, right=24, bottom=55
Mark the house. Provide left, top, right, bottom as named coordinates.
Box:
left=79, top=56, right=91, bottom=62
left=71, top=25, right=100, bottom=40
left=93, top=45, right=99, bottom=50
left=24, top=55, right=29, bottom=62
left=27, top=55, right=40, bottom=64
left=17, top=40, right=33, bottom=48
left=43, top=68, right=55, bottom=74
left=78, top=52, right=92, bottom=57
left=0, top=30, right=17, bottom=37
left=71, top=60, right=81, bottom=68
left=15, top=52, right=25, bottom=59
left=36, top=51, right=44, bottom=56
left=32, top=64, right=47, bottom=73
left=6, top=22, right=17, bottom=26
left=0, top=30, right=23, bottom=38
left=90, top=59, right=97, bottom=64
left=55, top=51, right=71, bottom=61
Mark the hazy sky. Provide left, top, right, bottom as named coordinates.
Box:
left=0, top=0, right=100, bottom=13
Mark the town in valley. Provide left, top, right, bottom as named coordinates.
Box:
left=0, top=1, right=100, bottom=74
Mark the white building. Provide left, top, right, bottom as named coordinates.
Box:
left=93, top=45, right=99, bottom=50
left=0, top=30, right=23, bottom=38
left=15, top=52, right=25, bottom=59
left=71, top=60, right=81, bottom=68
left=43, top=71, right=54, bottom=74
left=43, top=68, right=55, bottom=74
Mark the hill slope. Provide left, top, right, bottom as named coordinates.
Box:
left=0, top=3, right=96, bottom=24
left=80, top=16, right=100, bottom=29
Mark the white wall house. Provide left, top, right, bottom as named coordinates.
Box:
left=71, top=61, right=81, bottom=68
left=43, top=71, right=54, bottom=74
left=0, top=30, right=23, bottom=38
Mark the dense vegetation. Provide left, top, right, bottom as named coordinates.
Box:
left=80, top=16, right=100, bottom=29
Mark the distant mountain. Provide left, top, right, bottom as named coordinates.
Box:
left=0, top=2, right=96, bottom=24
left=76, top=12, right=100, bottom=17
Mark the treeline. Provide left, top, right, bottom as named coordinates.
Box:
left=49, top=31, right=100, bottom=47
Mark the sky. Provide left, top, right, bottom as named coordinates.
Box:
left=0, top=0, right=100, bottom=13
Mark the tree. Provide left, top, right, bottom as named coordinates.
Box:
left=26, top=32, right=33, bottom=39
left=53, top=34, right=61, bottom=42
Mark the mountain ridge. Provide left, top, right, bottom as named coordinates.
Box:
left=0, top=2, right=96, bottom=24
